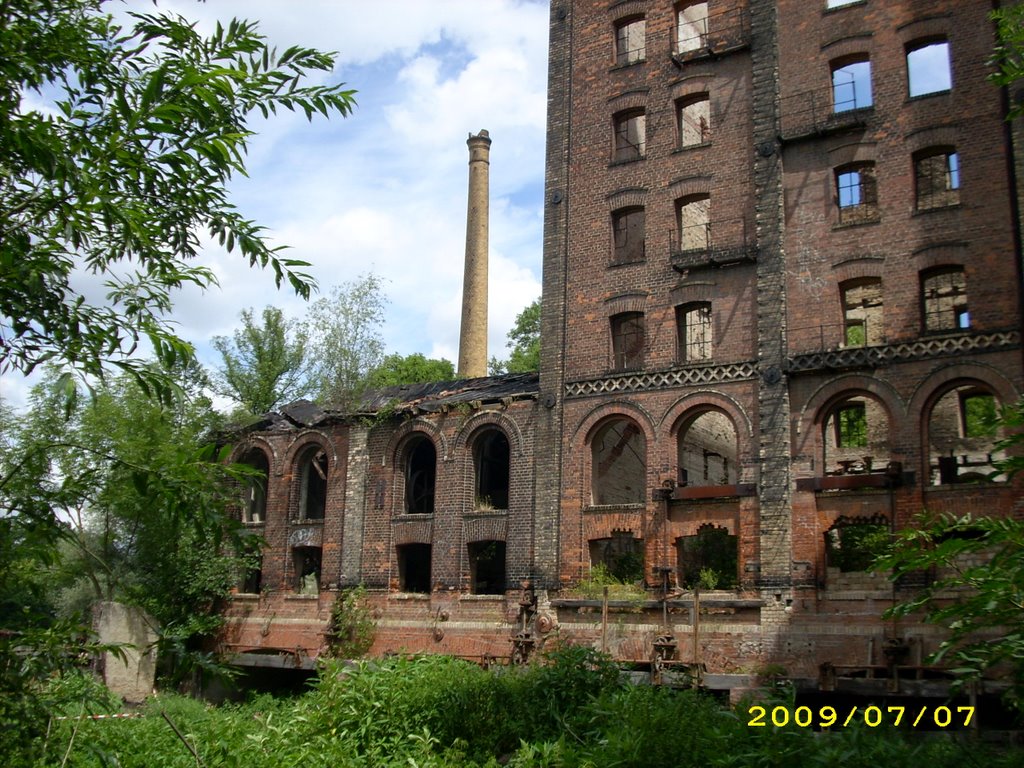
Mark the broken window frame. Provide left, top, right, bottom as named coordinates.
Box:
left=831, top=57, right=872, bottom=112
left=907, top=39, right=952, bottom=98
left=615, top=16, right=646, bottom=66
left=297, top=445, right=328, bottom=521
left=404, top=434, right=437, bottom=515
left=610, top=311, right=645, bottom=371
left=676, top=302, right=713, bottom=362
left=914, top=148, right=960, bottom=211
left=591, top=417, right=647, bottom=506
left=834, top=402, right=868, bottom=448
left=613, top=109, right=646, bottom=163
left=240, top=448, right=269, bottom=524
left=835, top=163, right=878, bottom=225
left=921, top=267, right=969, bottom=333
left=611, top=206, right=646, bottom=265
left=675, top=1, right=709, bottom=54
left=840, top=278, right=883, bottom=347
left=293, top=545, right=322, bottom=595
left=678, top=93, right=711, bottom=148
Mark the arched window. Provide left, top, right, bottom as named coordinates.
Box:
left=823, top=395, right=889, bottom=474
left=474, top=429, right=510, bottom=510
left=240, top=448, right=269, bottom=524
left=297, top=445, right=327, bottom=520
left=614, top=16, right=645, bottom=66
left=405, top=435, right=436, bottom=514
left=677, top=409, right=738, bottom=487
left=927, top=384, right=1004, bottom=485
left=677, top=93, right=711, bottom=147
left=591, top=418, right=646, bottom=505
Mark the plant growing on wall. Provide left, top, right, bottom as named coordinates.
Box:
left=325, top=586, right=376, bottom=659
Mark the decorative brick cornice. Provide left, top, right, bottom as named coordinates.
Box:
left=787, top=330, right=1020, bottom=375
left=565, top=362, right=758, bottom=398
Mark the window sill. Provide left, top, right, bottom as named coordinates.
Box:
left=392, top=513, right=435, bottom=522
left=823, top=0, right=866, bottom=15
left=289, top=518, right=324, bottom=525
left=832, top=215, right=880, bottom=230
left=285, top=593, right=320, bottom=601
left=466, top=508, right=508, bottom=517
left=906, top=90, right=951, bottom=104
left=673, top=142, right=712, bottom=154
left=460, top=594, right=506, bottom=602
left=608, top=258, right=646, bottom=269
left=388, top=592, right=431, bottom=601
left=609, top=156, right=645, bottom=168
left=610, top=59, right=646, bottom=72
left=243, top=520, right=266, bottom=527
left=912, top=202, right=961, bottom=216
left=229, top=592, right=261, bottom=601
left=584, top=503, right=646, bottom=513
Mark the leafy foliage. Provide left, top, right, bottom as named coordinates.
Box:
left=365, top=353, right=455, bottom=389
left=490, top=298, right=540, bottom=375
left=0, top=0, right=355, bottom=398
left=305, top=273, right=388, bottom=408
left=879, top=513, right=1024, bottom=710
left=324, top=586, right=375, bottom=660
left=212, top=306, right=313, bottom=415
left=992, top=4, right=1024, bottom=120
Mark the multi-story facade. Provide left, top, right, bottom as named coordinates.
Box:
left=222, top=0, right=1023, bottom=701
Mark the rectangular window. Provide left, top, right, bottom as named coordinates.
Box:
left=832, top=59, right=872, bottom=112
left=908, top=40, right=951, bottom=97
left=614, top=110, right=646, bottom=163
left=612, top=207, right=645, bottom=264
left=836, top=164, right=878, bottom=224
left=611, top=312, right=645, bottom=371
left=841, top=279, right=883, bottom=347
left=922, top=268, right=968, bottom=332
left=678, top=195, right=711, bottom=251
left=676, top=2, right=709, bottom=53
left=678, top=95, right=711, bottom=147
left=836, top=403, right=868, bottom=448
left=915, top=150, right=959, bottom=210
left=677, top=303, right=712, bottom=361
left=615, top=18, right=645, bottom=66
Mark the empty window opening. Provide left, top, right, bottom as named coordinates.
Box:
left=241, top=448, right=269, bottom=523
left=678, top=94, right=711, bottom=147
left=589, top=531, right=644, bottom=583
left=293, top=546, right=322, bottom=595
left=591, top=418, right=647, bottom=505
left=397, top=543, right=432, bottom=593
left=915, top=150, right=959, bottom=210
left=676, top=2, right=709, bottom=53
left=678, top=410, right=738, bottom=487
left=678, top=194, right=711, bottom=251
left=824, top=396, right=889, bottom=473
left=907, top=40, right=951, bottom=97
left=677, top=525, right=737, bottom=589
left=825, top=518, right=888, bottom=573
left=676, top=302, right=713, bottom=362
left=841, top=278, right=883, bottom=347
left=612, top=207, right=645, bottom=265
left=239, top=536, right=262, bottom=594
left=610, top=312, right=645, bottom=371
left=832, top=58, right=872, bottom=112
left=474, top=429, right=510, bottom=510
left=827, top=0, right=860, bottom=8
left=405, top=436, right=436, bottom=514
left=835, top=163, right=878, bottom=224
left=922, top=267, right=968, bottom=332
left=298, top=446, right=328, bottom=520
left=468, top=540, right=506, bottom=595
left=615, top=17, right=645, bottom=66
left=928, top=385, right=1004, bottom=485
left=614, top=109, right=646, bottom=163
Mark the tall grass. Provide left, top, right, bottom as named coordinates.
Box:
left=30, top=650, right=1024, bottom=768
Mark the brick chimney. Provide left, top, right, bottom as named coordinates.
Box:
left=457, top=129, right=491, bottom=378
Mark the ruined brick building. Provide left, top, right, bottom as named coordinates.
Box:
left=222, top=0, right=1024, bottom=702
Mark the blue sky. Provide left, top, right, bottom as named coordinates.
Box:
left=4, top=0, right=549, bottom=409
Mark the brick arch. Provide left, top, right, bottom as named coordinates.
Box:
left=904, top=124, right=958, bottom=155
left=662, top=390, right=753, bottom=442
left=826, top=139, right=877, bottom=167
left=908, top=363, right=1019, bottom=419
left=604, top=291, right=649, bottom=315
left=911, top=241, right=967, bottom=271
left=570, top=399, right=656, bottom=447
left=832, top=256, right=883, bottom=284
left=669, top=73, right=716, bottom=102
left=464, top=515, right=508, bottom=544
left=229, top=437, right=277, bottom=469
left=669, top=280, right=716, bottom=306
left=608, top=89, right=649, bottom=111
left=821, top=34, right=874, bottom=61
left=455, top=411, right=525, bottom=457
left=606, top=187, right=647, bottom=211
left=668, top=175, right=712, bottom=199
left=896, top=14, right=951, bottom=47
left=283, top=430, right=337, bottom=467
left=384, top=418, right=449, bottom=467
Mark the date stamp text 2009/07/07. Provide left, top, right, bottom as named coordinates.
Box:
left=747, top=704, right=975, bottom=729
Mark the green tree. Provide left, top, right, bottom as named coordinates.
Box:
left=0, top=0, right=355, bottom=398
left=306, top=274, right=388, bottom=407
left=212, top=306, right=312, bottom=415
left=366, top=353, right=455, bottom=389
left=490, top=298, right=540, bottom=374
left=992, top=4, right=1024, bottom=119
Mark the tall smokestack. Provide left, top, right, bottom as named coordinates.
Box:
left=458, top=129, right=491, bottom=379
